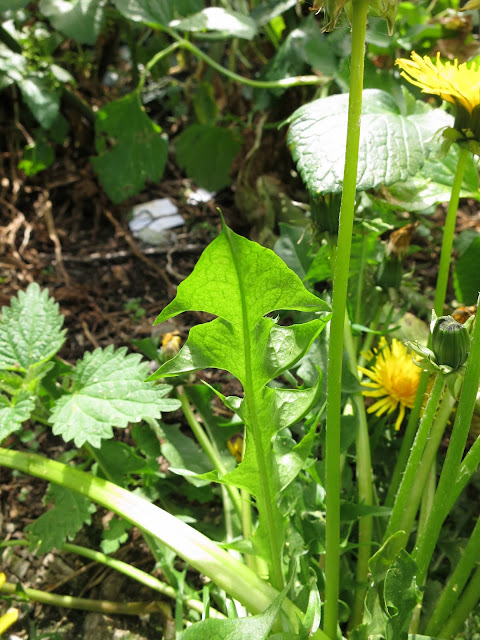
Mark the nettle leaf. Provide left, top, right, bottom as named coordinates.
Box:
left=0, top=283, right=66, bottom=371
left=175, top=124, right=241, bottom=191
left=26, top=484, right=96, bottom=553
left=171, top=7, right=257, bottom=40
left=287, top=89, right=452, bottom=196
left=0, top=391, right=35, bottom=442
left=91, top=91, right=168, bottom=204
left=39, top=0, right=107, bottom=45
left=50, top=345, right=180, bottom=447
left=149, top=223, right=330, bottom=571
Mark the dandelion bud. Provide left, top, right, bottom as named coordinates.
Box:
left=431, top=316, right=470, bottom=371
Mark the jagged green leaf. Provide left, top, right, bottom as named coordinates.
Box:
left=287, top=89, right=452, bottom=195
left=91, top=91, right=168, bottom=203
left=0, top=283, right=66, bottom=370
left=26, top=484, right=96, bottom=553
left=100, top=517, right=130, bottom=554
left=50, top=345, right=180, bottom=447
left=0, top=391, right=35, bottom=442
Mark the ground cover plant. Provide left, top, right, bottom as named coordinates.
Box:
left=2, top=0, right=480, bottom=639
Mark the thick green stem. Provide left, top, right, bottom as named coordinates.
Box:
left=0, top=539, right=225, bottom=619
left=0, top=448, right=296, bottom=623
left=425, top=516, right=480, bottom=636
left=433, top=146, right=470, bottom=316
left=438, top=565, right=480, bottom=639
left=176, top=387, right=243, bottom=521
left=414, top=309, right=480, bottom=585
left=324, top=2, right=369, bottom=635
left=384, top=374, right=446, bottom=549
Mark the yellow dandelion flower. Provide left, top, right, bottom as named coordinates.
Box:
left=0, top=573, right=19, bottom=635
left=359, top=337, right=421, bottom=431
left=395, top=51, right=480, bottom=115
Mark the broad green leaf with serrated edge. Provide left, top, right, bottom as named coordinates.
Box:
left=287, top=89, right=452, bottom=195
left=378, top=143, right=480, bottom=212
left=39, top=0, right=107, bottom=45
left=91, top=92, right=168, bottom=204
left=180, top=577, right=289, bottom=639
left=100, top=517, right=130, bottom=554
left=50, top=345, right=180, bottom=447
left=26, top=484, right=96, bottom=553
left=170, top=7, right=257, bottom=40
left=0, top=391, right=35, bottom=442
left=175, top=124, right=241, bottom=191
left=149, top=222, right=329, bottom=574
left=0, top=283, right=66, bottom=370
left=384, top=551, right=421, bottom=639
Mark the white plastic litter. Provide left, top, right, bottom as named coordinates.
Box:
left=129, top=198, right=184, bottom=245
left=187, top=188, right=215, bottom=205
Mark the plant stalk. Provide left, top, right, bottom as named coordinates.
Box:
left=432, top=146, right=470, bottom=316
left=323, top=1, right=369, bottom=635
left=384, top=373, right=446, bottom=549
left=414, top=307, right=480, bottom=585
left=438, top=565, right=480, bottom=639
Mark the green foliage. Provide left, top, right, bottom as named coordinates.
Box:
left=0, top=283, right=65, bottom=370
left=171, top=7, right=257, bottom=40
left=175, top=125, right=241, bottom=192
left=39, top=0, right=107, bottom=45
left=287, top=89, right=451, bottom=196
left=0, top=391, right=35, bottom=440
left=453, top=232, right=480, bottom=305
left=18, top=129, right=55, bottom=175
left=26, top=484, right=96, bottom=553
left=91, top=92, right=168, bottom=204
left=50, top=345, right=178, bottom=447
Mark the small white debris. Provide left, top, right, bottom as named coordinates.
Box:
left=129, top=198, right=184, bottom=246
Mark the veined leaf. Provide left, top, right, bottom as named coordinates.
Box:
left=91, top=91, right=168, bottom=204
left=0, top=283, right=66, bottom=371
left=0, top=391, right=35, bottom=442
left=39, top=0, right=107, bottom=45
left=26, top=484, right=96, bottom=553
left=149, top=223, right=329, bottom=575
left=50, top=345, right=180, bottom=447
left=287, top=89, right=452, bottom=196
left=170, top=7, right=257, bottom=40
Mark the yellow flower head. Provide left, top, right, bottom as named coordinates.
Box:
left=0, top=573, right=19, bottom=635
left=395, top=51, right=480, bottom=115
left=359, top=337, right=420, bottom=431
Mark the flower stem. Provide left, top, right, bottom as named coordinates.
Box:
left=414, top=304, right=480, bottom=585
left=439, top=564, right=480, bottom=639
left=384, top=373, right=446, bottom=549
left=425, top=516, right=480, bottom=636
left=433, top=146, right=470, bottom=316
left=324, top=1, right=369, bottom=636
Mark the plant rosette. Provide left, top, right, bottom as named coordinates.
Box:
left=407, top=312, right=474, bottom=397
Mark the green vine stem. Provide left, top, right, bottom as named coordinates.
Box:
left=139, top=30, right=329, bottom=94
left=414, top=308, right=480, bottom=586
left=0, top=539, right=226, bottom=619
left=425, top=516, right=480, bottom=636
left=343, top=312, right=373, bottom=630
left=0, top=579, right=172, bottom=618
left=432, top=146, right=470, bottom=316
left=176, top=387, right=243, bottom=521
left=384, top=373, right=446, bottom=549
left=439, top=564, right=480, bottom=639
left=324, top=1, right=369, bottom=635
left=0, top=446, right=324, bottom=635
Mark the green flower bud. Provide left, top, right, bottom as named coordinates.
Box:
left=431, top=315, right=470, bottom=371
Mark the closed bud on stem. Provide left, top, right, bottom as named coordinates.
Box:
left=432, top=315, right=470, bottom=371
